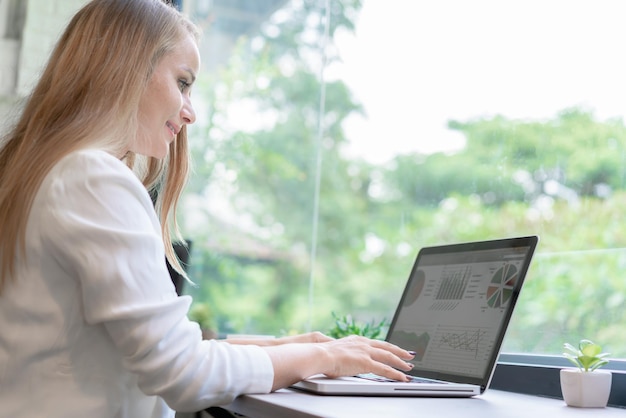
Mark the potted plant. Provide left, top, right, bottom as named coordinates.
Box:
left=188, top=302, right=218, bottom=340
left=560, top=339, right=611, bottom=408
left=328, top=312, right=388, bottom=340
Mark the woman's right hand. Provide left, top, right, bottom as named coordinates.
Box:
left=263, top=335, right=415, bottom=391
left=317, top=335, right=415, bottom=381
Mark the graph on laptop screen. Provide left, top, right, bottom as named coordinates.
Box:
left=387, top=245, right=531, bottom=379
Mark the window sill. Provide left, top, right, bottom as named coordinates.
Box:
left=493, top=354, right=626, bottom=408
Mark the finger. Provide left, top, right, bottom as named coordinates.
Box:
left=332, top=336, right=415, bottom=366
left=309, top=331, right=334, bottom=343
left=366, top=338, right=417, bottom=360
left=294, top=332, right=333, bottom=343
left=369, top=346, right=415, bottom=372
left=370, top=363, right=413, bottom=382
left=280, top=331, right=334, bottom=344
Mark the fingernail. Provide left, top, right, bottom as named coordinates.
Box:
left=408, top=351, right=417, bottom=356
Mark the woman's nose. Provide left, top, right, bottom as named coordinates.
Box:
left=181, top=97, right=196, bottom=125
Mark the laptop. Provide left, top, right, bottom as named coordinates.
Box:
left=292, top=235, right=539, bottom=397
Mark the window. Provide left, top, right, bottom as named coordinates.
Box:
left=180, top=0, right=626, bottom=381
left=0, top=0, right=25, bottom=95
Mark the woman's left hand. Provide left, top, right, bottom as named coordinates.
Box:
left=224, top=331, right=333, bottom=346
left=272, top=332, right=334, bottom=345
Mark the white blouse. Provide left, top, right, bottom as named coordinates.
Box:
left=0, top=149, right=274, bottom=417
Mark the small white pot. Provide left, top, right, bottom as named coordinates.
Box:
left=560, top=368, right=612, bottom=408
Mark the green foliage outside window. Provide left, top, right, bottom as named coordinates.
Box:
left=181, top=1, right=626, bottom=358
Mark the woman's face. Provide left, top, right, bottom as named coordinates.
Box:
left=133, top=33, right=201, bottom=159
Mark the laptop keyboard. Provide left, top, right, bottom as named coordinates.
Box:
left=356, top=373, right=448, bottom=384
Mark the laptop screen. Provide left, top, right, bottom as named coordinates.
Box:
left=386, top=236, right=538, bottom=389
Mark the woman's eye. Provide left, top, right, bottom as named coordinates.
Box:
left=178, top=79, right=190, bottom=92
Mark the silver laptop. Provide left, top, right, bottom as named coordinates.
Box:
left=292, top=235, right=539, bottom=397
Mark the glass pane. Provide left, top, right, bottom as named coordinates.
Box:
left=180, top=0, right=626, bottom=358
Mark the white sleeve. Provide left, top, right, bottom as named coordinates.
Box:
left=40, top=150, right=274, bottom=411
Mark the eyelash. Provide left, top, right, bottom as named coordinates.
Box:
left=178, top=79, right=191, bottom=92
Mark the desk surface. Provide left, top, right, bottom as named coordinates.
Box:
left=225, top=388, right=625, bottom=418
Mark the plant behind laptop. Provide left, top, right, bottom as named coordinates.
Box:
left=328, top=312, right=388, bottom=340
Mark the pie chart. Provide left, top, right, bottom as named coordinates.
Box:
left=486, top=264, right=517, bottom=308
left=403, top=269, right=425, bottom=306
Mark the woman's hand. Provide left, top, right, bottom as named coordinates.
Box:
left=224, top=331, right=333, bottom=346
left=263, top=334, right=415, bottom=391
left=318, top=335, right=415, bottom=381
left=272, top=331, right=333, bottom=345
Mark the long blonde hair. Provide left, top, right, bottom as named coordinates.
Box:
left=0, top=0, right=200, bottom=292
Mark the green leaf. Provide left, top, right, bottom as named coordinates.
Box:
left=580, top=341, right=601, bottom=357
left=563, top=339, right=610, bottom=372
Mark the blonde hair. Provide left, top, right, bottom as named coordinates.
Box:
left=0, top=0, right=201, bottom=292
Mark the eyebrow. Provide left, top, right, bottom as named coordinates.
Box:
left=183, top=66, right=197, bottom=83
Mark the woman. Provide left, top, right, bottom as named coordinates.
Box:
left=0, top=1, right=415, bottom=417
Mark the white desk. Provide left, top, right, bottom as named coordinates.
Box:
left=224, top=388, right=625, bottom=418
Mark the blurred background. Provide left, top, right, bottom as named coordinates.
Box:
left=1, top=0, right=626, bottom=357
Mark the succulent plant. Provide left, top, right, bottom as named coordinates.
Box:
left=563, top=339, right=610, bottom=372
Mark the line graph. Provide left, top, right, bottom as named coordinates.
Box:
left=437, top=327, right=487, bottom=358
left=424, top=325, right=493, bottom=374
